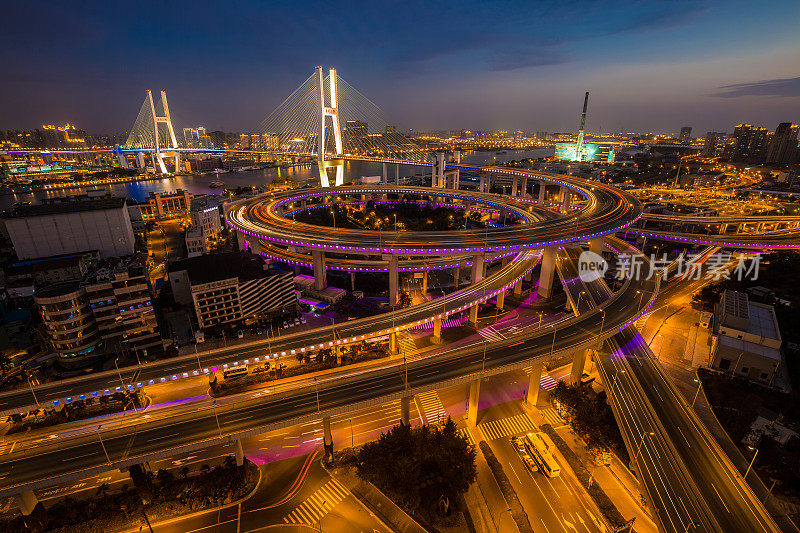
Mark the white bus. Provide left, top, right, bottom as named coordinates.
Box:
left=525, top=432, right=561, bottom=478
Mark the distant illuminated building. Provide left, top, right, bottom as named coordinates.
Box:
left=554, top=92, right=614, bottom=162
left=679, top=126, right=692, bottom=144
left=728, top=124, right=768, bottom=162
left=765, top=122, right=798, bottom=165
left=554, top=142, right=615, bottom=163
left=703, top=132, right=725, bottom=157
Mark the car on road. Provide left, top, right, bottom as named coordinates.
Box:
left=282, top=320, right=289, bottom=328
left=511, top=436, right=538, bottom=473
left=237, top=330, right=244, bottom=339
left=522, top=455, right=539, bottom=474
left=511, top=435, right=527, bottom=455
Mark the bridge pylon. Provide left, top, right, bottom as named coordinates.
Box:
left=122, top=90, right=180, bottom=173
left=148, top=90, right=180, bottom=173
left=317, top=67, right=343, bottom=162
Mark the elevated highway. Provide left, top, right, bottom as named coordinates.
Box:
left=0, top=236, right=658, bottom=500
left=555, top=246, right=783, bottom=533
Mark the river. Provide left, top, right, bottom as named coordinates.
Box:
left=1, top=148, right=552, bottom=209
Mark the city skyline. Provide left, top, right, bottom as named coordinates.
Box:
left=1, top=0, right=798, bottom=134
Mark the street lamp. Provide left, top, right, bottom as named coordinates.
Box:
left=577, top=291, right=587, bottom=312
left=97, top=425, right=111, bottom=464
left=313, top=377, right=321, bottom=412
left=691, top=378, right=702, bottom=407
left=598, top=308, right=606, bottom=340
left=636, top=290, right=644, bottom=315
left=349, top=419, right=354, bottom=448
left=26, top=373, right=40, bottom=410
left=634, top=431, right=654, bottom=464
left=744, top=445, right=759, bottom=480
left=612, top=369, right=626, bottom=390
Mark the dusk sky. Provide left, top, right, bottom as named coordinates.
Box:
left=2, top=0, right=798, bottom=135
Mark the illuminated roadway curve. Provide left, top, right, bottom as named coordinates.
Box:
left=225, top=181, right=642, bottom=255
left=556, top=247, right=782, bottom=533
left=0, top=235, right=657, bottom=498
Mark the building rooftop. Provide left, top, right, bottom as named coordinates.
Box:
left=6, top=251, right=94, bottom=277
left=169, top=252, right=272, bottom=285
left=1, top=196, right=126, bottom=218
left=190, top=194, right=223, bottom=212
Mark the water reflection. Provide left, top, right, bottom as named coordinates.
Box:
left=1, top=148, right=552, bottom=209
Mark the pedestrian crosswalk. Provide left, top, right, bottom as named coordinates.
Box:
left=522, top=366, right=559, bottom=391
left=539, top=373, right=558, bottom=391
left=478, top=325, right=505, bottom=342
left=283, top=478, right=349, bottom=525
left=416, top=390, right=447, bottom=425
left=458, top=427, right=476, bottom=446
left=477, top=413, right=537, bottom=441
left=540, top=408, right=564, bottom=427
left=398, top=331, right=416, bottom=355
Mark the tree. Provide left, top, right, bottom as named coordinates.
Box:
left=356, top=417, right=476, bottom=512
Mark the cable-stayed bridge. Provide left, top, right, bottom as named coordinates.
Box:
left=111, top=66, right=428, bottom=174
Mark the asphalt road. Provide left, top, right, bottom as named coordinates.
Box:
left=555, top=245, right=782, bottom=533
left=0, top=237, right=656, bottom=498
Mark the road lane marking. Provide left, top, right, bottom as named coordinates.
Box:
left=477, top=413, right=536, bottom=441
left=283, top=478, right=349, bottom=525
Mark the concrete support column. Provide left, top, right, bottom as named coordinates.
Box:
left=513, top=280, right=522, bottom=296
left=350, top=271, right=356, bottom=292
left=174, top=153, right=181, bottom=172
left=453, top=267, right=460, bottom=289
left=312, top=250, right=327, bottom=291
left=323, top=415, right=333, bottom=459
left=471, top=253, right=485, bottom=284
left=479, top=173, right=487, bottom=193
left=390, top=332, right=399, bottom=354
left=561, top=186, right=571, bottom=212
left=538, top=246, right=557, bottom=299
left=15, top=490, right=38, bottom=516
left=234, top=438, right=245, bottom=466
left=469, top=304, right=479, bottom=325
left=136, top=152, right=146, bottom=169
left=589, top=238, right=604, bottom=256
left=117, top=152, right=129, bottom=169
left=496, top=290, right=505, bottom=310
left=395, top=163, right=400, bottom=185
left=538, top=182, right=547, bottom=204
left=382, top=162, right=388, bottom=184
left=388, top=255, right=399, bottom=307
left=511, top=175, right=519, bottom=197
left=400, top=395, right=412, bottom=426
left=521, top=177, right=528, bottom=197
left=432, top=317, right=442, bottom=344
left=422, top=271, right=428, bottom=294
left=467, top=379, right=481, bottom=427
left=570, top=349, right=589, bottom=385
left=526, top=363, right=543, bottom=406
left=469, top=253, right=485, bottom=325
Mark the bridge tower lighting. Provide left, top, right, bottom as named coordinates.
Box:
left=317, top=66, right=343, bottom=162
left=147, top=90, right=179, bottom=173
